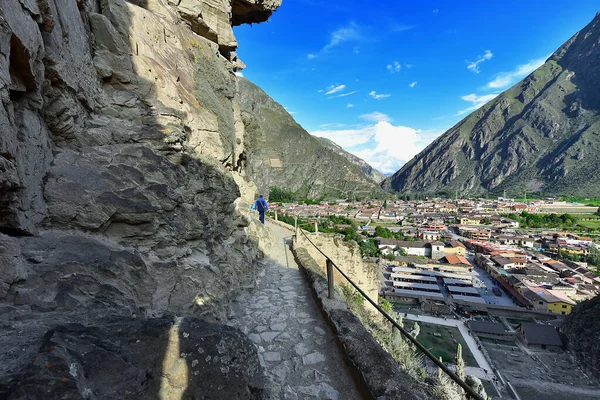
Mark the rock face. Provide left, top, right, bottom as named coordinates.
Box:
left=5, top=317, right=268, bottom=399
left=238, top=78, right=381, bottom=198
left=563, top=295, right=600, bottom=378
left=315, top=136, right=386, bottom=183
left=384, top=12, right=600, bottom=197
left=0, top=0, right=280, bottom=397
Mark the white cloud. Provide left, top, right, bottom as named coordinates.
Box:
left=353, top=46, right=360, bottom=54
left=409, top=81, right=417, bottom=88
left=234, top=71, right=243, bottom=77
left=387, top=61, right=402, bottom=73
left=307, top=53, right=317, bottom=59
left=317, top=89, right=324, bottom=93
left=404, top=63, right=413, bottom=68
left=347, top=103, right=354, bottom=108
left=311, top=122, right=442, bottom=174
left=326, top=84, right=346, bottom=95
left=433, top=9, right=439, bottom=13
left=329, top=90, right=359, bottom=98
left=487, top=57, right=547, bottom=89
left=319, top=123, right=347, bottom=129
left=467, top=50, right=493, bottom=73
left=369, top=90, right=391, bottom=100
left=323, top=22, right=361, bottom=51
left=456, top=93, right=499, bottom=115
left=359, top=112, right=392, bottom=123
left=310, top=127, right=373, bottom=148
left=284, top=107, right=296, bottom=115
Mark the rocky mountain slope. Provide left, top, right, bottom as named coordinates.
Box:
left=0, top=0, right=281, bottom=397
left=315, top=136, right=386, bottom=183
left=384, top=12, right=600, bottom=197
left=563, top=294, right=600, bottom=378
left=238, top=78, right=381, bottom=198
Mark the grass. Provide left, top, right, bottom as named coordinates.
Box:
left=578, top=220, right=600, bottom=229
left=417, top=323, right=478, bottom=367
left=562, top=197, right=600, bottom=207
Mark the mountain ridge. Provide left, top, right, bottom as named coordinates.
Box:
left=314, top=136, right=386, bottom=183
left=384, top=12, right=600, bottom=197
left=238, top=77, right=381, bottom=199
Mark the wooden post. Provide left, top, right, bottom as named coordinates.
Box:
left=294, top=216, right=297, bottom=228
left=326, top=259, right=334, bottom=299
left=314, top=221, right=318, bottom=233
left=275, top=211, right=278, bottom=221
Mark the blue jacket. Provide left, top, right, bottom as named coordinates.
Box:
left=253, top=198, right=268, bottom=212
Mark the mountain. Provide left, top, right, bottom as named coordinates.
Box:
left=315, top=136, right=386, bottom=183
left=384, top=12, right=600, bottom=197
left=238, top=78, right=381, bottom=198
left=0, top=0, right=283, bottom=395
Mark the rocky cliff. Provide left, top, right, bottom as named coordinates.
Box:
left=384, top=12, right=600, bottom=197
left=315, top=136, right=386, bottom=183
left=563, top=294, right=600, bottom=378
left=0, top=0, right=281, bottom=397
left=238, top=78, right=381, bottom=198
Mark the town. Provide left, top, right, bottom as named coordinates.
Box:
left=269, top=196, right=600, bottom=399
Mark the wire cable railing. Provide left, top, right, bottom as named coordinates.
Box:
left=295, top=227, right=486, bottom=400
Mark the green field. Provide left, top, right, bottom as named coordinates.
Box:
left=578, top=220, right=600, bottom=229
left=417, top=323, right=478, bottom=367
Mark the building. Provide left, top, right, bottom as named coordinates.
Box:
left=377, top=239, right=445, bottom=260
left=522, top=287, right=576, bottom=315
left=516, top=323, right=563, bottom=349
left=468, top=321, right=515, bottom=340
left=442, top=254, right=472, bottom=267
left=459, top=227, right=491, bottom=241
left=445, top=241, right=466, bottom=256
left=419, top=230, right=440, bottom=241
left=460, top=217, right=481, bottom=226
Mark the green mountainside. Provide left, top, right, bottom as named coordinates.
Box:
left=238, top=78, right=380, bottom=199
left=384, top=12, right=600, bottom=197
left=315, top=136, right=386, bottom=183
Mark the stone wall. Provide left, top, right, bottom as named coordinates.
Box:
left=293, top=230, right=379, bottom=312
left=0, top=0, right=280, bottom=396
left=292, top=246, right=437, bottom=400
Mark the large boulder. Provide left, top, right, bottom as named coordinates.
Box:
left=3, top=317, right=269, bottom=399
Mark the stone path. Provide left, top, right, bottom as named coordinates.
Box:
left=228, top=222, right=362, bottom=400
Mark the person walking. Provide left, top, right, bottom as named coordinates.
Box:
left=253, top=195, right=269, bottom=224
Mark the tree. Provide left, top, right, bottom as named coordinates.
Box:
left=269, top=186, right=295, bottom=202
left=410, top=321, right=420, bottom=339
left=375, top=225, right=393, bottom=238
left=455, top=343, right=465, bottom=381
left=384, top=253, right=396, bottom=261
left=383, top=200, right=388, bottom=209
left=379, top=298, right=393, bottom=314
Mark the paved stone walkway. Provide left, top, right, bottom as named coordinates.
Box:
left=228, top=222, right=362, bottom=400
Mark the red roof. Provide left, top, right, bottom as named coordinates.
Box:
left=496, top=278, right=532, bottom=307
left=444, top=254, right=472, bottom=266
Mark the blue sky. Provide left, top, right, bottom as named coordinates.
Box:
left=233, top=1, right=600, bottom=175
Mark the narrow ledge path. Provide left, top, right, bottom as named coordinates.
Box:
left=228, top=222, right=362, bottom=400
